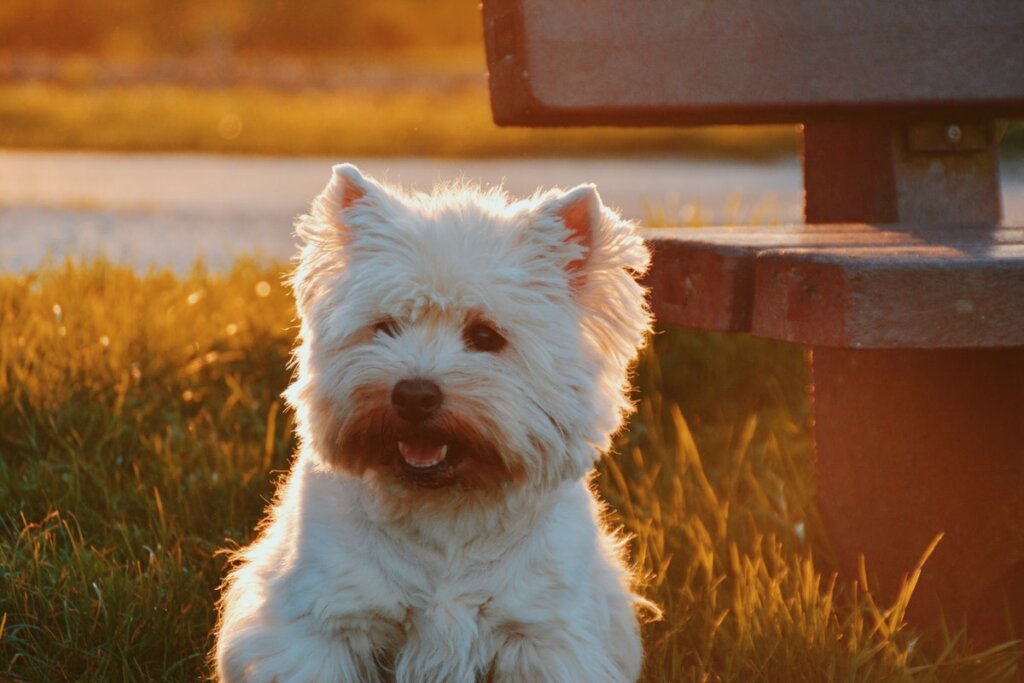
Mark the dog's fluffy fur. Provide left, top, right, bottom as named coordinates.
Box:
left=214, top=165, right=654, bottom=682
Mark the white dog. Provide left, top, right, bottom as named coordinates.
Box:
left=214, top=164, right=654, bottom=682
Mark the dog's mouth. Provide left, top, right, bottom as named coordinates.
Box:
left=395, top=433, right=459, bottom=488
left=398, top=437, right=447, bottom=468
left=337, top=406, right=514, bottom=491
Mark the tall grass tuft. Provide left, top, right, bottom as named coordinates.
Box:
left=0, top=261, right=1019, bottom=681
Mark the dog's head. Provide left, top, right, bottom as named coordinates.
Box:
left=287, top=164, right=650, bottom=494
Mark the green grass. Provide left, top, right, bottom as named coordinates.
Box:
left=0, top=261, right=1020, bottom=681
left=0, top=81, right=798, bottom=159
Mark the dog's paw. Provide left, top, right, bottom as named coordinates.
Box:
left=390, top=604, right=483, bottom=683
left=217, top=622, right=383, bottom=683
left=488, top=629, right=632, bottom=683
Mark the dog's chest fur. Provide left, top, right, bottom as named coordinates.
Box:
left=285, top=464, right=594, bottom=661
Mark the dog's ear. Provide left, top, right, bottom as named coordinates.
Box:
left=293, top=164, right=395, bottom=311
left=298, top=163, right=392, bottom=244
left=326, top=163, right=390, bottom=219
left=534, top=184, right=602, bottom=287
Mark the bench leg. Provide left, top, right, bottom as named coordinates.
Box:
left=812, top=346, right=1024, bottom=645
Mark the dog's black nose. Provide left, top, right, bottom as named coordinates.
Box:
left=391, top=379, right=443, bottom=422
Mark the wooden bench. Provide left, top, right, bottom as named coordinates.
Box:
left=482, top=0, right=1024, bottom=647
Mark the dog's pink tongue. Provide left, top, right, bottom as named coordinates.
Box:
left=398, top=440, right=448, bottom=467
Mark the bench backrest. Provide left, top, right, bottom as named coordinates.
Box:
left=483, top=0, right=1024, bottom=126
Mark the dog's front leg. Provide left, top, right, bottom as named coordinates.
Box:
left=391, top=603, right=487, bottom=683
left=488, top=628, right=632, bottom=683
left=217, top=619, right=384, bottom=683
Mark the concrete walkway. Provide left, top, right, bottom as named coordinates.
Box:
left=2, top=150, right=1021, bottom=271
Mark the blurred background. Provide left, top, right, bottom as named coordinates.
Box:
left=0, top=0, right=1021, bottom=271
left=0, top=0, right=799, bottom=157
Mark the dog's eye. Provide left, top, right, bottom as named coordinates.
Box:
left=463, top=322, right=506, bottom=353
left=373, top=318, right=399, bottom=337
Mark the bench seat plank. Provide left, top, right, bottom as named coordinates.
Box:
left=642, top=225, right=1024, bottom=347
left=484, top=0, right=1024, bottom=125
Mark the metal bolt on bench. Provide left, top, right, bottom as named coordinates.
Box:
left=482, top=0, right=1024, bottom=651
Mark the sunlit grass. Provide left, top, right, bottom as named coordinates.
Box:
left=0, top=261, right=1019, bottom=681
left=0, top=81, right=798, bottom=159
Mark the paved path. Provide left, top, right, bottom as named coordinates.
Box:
left=2, top=150, right=1022, bottom=271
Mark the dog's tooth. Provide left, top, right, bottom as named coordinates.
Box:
left=398, top=441, right=448, bottom=468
